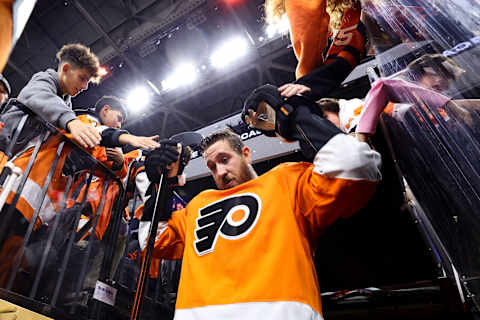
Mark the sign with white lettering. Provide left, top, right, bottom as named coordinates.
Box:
left=443, top=36, right=480, bottom=57
left=190, top=124, right=263, bottom=160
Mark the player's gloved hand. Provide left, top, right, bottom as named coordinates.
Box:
left=243, top=84, right=342, bottom=160
left=242, top=84, right=293, bottom=138
left=145, top=139, right=179, bottom=182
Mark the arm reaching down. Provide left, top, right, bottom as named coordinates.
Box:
left=357, top=78, right=451, bottom=135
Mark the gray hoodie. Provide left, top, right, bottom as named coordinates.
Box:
left=17, top=68, right=77, bottom=128
left=0, top=68, right=77, bottom=156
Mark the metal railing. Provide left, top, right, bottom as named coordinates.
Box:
left=0, top=99, right=128, bottom=319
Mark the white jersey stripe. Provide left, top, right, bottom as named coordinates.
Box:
left=174, top=301, right=323, bottom=320
left=313, top=134, right=381, bottom=182
left=14, top=176, right=57, bottom=224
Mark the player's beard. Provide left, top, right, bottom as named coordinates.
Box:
left=222, top=158, right=256, bottom=190
left=237, top=158, right=256, bottom=186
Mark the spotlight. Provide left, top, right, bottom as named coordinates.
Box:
left=211, top=37, right=249, bottom=69
left=161, top=63, right=198, bottom=90
left=126, top=87, right=150, bottom=112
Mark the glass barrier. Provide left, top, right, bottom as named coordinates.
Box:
left=362, top=0, right=480, bottom=312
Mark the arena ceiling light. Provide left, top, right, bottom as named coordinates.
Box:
left=126, top=86, right=151, bottom=112
left=210, top=37, right=249, bottom=69
left=161, top=63, right=198, bottom=90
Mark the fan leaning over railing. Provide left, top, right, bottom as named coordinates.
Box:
left=0, top=98, right=157, bottom=318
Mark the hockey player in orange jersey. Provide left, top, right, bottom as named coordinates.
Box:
left=142, top=85, right=382, bottom=319
left=264, top=0, right=366, bottom=100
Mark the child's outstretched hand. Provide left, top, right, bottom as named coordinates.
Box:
left=118, top=134, right=160, bottom=150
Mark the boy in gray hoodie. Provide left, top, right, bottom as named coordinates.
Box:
left=15, top=43, right=102, bottom=149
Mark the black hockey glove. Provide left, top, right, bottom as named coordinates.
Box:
left=170, top=131, right=201, bottom=176
left=243, top=84, right=342, bottom=160
left=242, top=84, right=293, bottom=137
left=145, top=139, right=179, bottom=182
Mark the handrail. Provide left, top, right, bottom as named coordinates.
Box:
left=0, top=98, right=124, bottom=186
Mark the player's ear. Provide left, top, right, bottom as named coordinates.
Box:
left=242, top=146, right=251, bottom=164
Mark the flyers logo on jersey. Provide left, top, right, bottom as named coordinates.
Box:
left=194, top=193, right=261, bottom=256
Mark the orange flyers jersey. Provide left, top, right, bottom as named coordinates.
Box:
left=74, top=178, right=121, bottom=240
left=285, top=0, right=329, bottom=79
left=153, top=134, right=382, bottom=320
left=6, top=134, right=72, bottom=226
left=285, top=0, right=364, bottom=79
left=324, top=2, right=365, bottom=70
left=124, top=149, right=142, bottom=163
left=69, top=115, right=130, bottom=239
left=123, top=149, right=145, bottom=191
left=0, top=0, right=14, bottom=72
